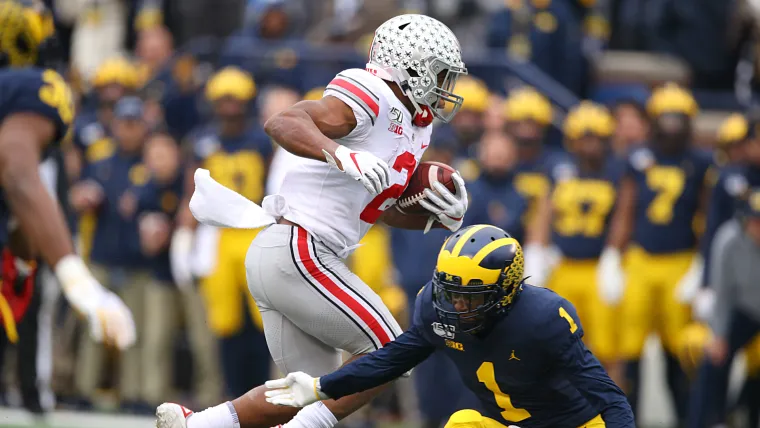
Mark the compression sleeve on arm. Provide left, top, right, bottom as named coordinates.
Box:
left=319, top=325, right=434, bottom=399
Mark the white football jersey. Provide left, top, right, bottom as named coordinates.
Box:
left=273, top=68, right=433, bottom=257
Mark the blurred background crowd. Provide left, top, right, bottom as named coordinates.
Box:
left=2, top=0, right=760, bottom=427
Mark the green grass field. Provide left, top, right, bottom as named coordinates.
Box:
left=0, top=408, right=155, bottom=428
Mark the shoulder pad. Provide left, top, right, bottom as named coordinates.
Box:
left=325, top=69, right=384, bottom=125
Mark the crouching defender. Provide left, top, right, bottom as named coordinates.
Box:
left=266, top=225, right=634, bottom=428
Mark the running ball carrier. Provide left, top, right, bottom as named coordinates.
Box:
left=158, top=13, right=469, bottom=428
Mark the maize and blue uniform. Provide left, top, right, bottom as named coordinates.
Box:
left=320, top=284, right=634, bottom=428
left=464, top=173, right=528, bottom=243
left=620, top=146, right=712, bottom=358
left=191, top=124, right=273, bottom=396
left=514, top=149, right=573, bottom=228
left=0, top=68, right=74, bottom=247
left=546, top=157, right=624, bottom=362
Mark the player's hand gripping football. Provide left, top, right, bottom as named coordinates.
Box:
left=264, top=372, right=328, bottom=407
left=323, top=145, right=391, bottom=195
left=55, top=256, right=136, bottom=349
left=420, top=172, right=468, bottom=233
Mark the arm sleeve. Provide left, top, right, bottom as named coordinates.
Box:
left=709, top=221, right=740, bottom=338
left=319, top=318, right=435, bottom=399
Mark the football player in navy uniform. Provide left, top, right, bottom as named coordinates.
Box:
left=0, top=0, right=134, bottom=349
left=597, top=84, right=711, bottom=423
left=503, top=87, right=570, bottom=229
left=525, top=102, right=623, bottom=373
left=265, top=225, right=634, bottom=428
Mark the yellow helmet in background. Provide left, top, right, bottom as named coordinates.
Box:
left=447, top=76, right=489, bottom=114
left=205, top=67, right=256, bottom=102
left=716, top=113, right=749, bottom=147
left=677, top=323, right=711, bottom=375
left=563, top=101, right=615, bottom=140
left=0, top=0, right=56, bottom=67
left=503, top=87, right=552, bottom=125
left=647, top=83, right=699, bottom=118
left=92, top=57, right=140, bottom=89
left=303, top=86, right=325, bottom=102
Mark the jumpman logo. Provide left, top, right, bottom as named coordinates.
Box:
left=509, top=350, right=520, bottom=361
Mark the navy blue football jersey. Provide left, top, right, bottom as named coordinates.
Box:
left=514, top=149, right=574, bottom=226
left=625, top=146, right=711, bottom=253
left=0, top=68, right=75, bottom=246
left=551, top=157, right=624, bottom=260
left=320, top=285, right=634, bottom=428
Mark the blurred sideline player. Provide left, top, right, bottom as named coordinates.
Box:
left=598, top=84, right=711, bottom=422
left=172, top=67, right=272, bottom=397
left=686, top=190, right=760, bottom=426
left=157, top=14, right=470, bottom=428
left=0, top=0, right=134, bottom=350
left=526, top=102, right=622, bottom=374
left=265, top=225, right=635, bottom=427
left=432, top=75, right=489, bottom=166
left=503, top=87, right=569, bottom=228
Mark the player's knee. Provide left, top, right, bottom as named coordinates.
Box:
left=444, top=409, right=486, bottom=428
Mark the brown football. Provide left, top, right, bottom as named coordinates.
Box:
left=396, top=161, right=457, bottom=216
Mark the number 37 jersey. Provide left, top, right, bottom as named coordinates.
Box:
left=275, top=68, right=432, bottom=257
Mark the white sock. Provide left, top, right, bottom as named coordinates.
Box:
left=278, top=402, right=338, bottom=428
left=187, top=402, right=241, bottom=428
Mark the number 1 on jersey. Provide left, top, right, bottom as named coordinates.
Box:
left=477, top=362, right=531, bottom=422
left=360, top=151, right=417, bottom=224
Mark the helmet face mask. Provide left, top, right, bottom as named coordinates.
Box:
left=432, top=272, right=504, bottom=334
left=431, top=225, right=525, bottom=334
left=367, top=14, right=467, bottom=123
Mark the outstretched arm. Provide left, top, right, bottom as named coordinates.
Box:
left=266, top=325, right=435, bottom=407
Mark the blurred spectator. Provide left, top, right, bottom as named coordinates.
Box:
left=128, top=133, right=222, bottom=408
left=487, top=0, right=586, bottom=95
left=68, top=97, right=152, bottom=412
left=504, top=87, right=570, bottom=229
left=135, top=26, right=174, bottom=86
left=464, top=131, right=528, bottom=242
left=68, top=0, right=129, bottom=81
left=174, top=67, right=272, bottom=397
left=610, top=99, right=648, bottom=158
left=687, top=191, right=760, bottom=427
left=432, top=76, right=490, bottom=161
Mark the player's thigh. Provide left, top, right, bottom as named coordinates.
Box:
left=248, top=225, right=402, bottom=356
left=260, top=308, right=341, bottom=376
left=744, top=333, right=760, bottom=377
left=444, top=410, right=507, bottom=428
left=585, top=268, right=618, bottom=362
left=619, top=248, right=655, bottom=359
left=659, top=251, right=695, bottom=354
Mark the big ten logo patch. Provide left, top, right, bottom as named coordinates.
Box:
left=388, top=122, right=403, bottom=136
left=445, top=339, right=465, bottom=351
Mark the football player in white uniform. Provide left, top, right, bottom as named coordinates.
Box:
left=156, top=14, right=469, bottom=428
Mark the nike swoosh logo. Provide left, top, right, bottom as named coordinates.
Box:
left=349, top=152, right=362, bottom=173
left=421, top=142, right=429, bottom=149
left=180, top=406, right=193, bottom=418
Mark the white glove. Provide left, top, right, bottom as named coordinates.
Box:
left=170, top=227, right=194, bottom=290
left=264, top=372, right=328, bottom=407
left=524, top=244, right=551, bottom=288
left=323, top=145, right=391, bottom=195
left=54, top=255, right=136, bottom=349
left=692, top=288, right=715, bottom=322
left=596, top=247, right=625, bottom=305
left=675, top=255, right=704, bottom=303
left=421, top=172, right=468, bottom=233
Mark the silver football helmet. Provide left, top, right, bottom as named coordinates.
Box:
left=366, top=14, right=467, bottom=124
